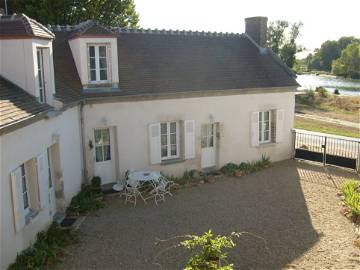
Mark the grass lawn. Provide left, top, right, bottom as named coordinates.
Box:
left=295, top=116, right=360, bottom=138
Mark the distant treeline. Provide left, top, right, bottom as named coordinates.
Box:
left=302, top=37, right=360, bottom=79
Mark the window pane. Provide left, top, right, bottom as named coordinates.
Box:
left=94, top=130, right=102, bottom=145
left=89, top=46, right=95, bottom=57
left=99, top=46, right=106, bottom=57
left=99, top=58, right=107, bottom=69
left=259, top=122, right=262, bottom=142
left=90, top=58, right=96, bottom=69
left=259, top=112, right=262, bottom=122
left=170, top=122, right=176, bottom=133
left=209, top=125, right=213, bottom=136
left=209, top=136, right=214, bottom=147
left=264, top=130, right=270, bottom=141
left=104, top=145, right=111, bottom=161
left=170, top=145, right=177, bottom=156
left=201, top=137, right=207, bottom=148
left=264, top=111, right=270, bottom=121
left=95, top=146, right=103, bottom=162
left=161, top=135, right=167, bottom=146
left=264, top=121, right=270, bottom=131
left=23, top=193, right=29, bottom=209
left=100, top=69, right=107, bottom=80
left=201, top=125, right=207, bottom=137
left=90, top=70, right=96, bottom=81
left=161, top=146, right=168, bottom=157
left=102, top=129, right=110, bottom=144
left=161, top=123, right=167, bottom=135
left=170, top=134, right=176, bottom=144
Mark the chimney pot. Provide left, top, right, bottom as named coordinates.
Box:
left=245, top=16, right=268, bottom=47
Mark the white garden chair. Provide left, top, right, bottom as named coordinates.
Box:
left=123, top=183, right=146, bottom=207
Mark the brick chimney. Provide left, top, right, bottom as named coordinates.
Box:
left=245, top=16, right=268, bottom=47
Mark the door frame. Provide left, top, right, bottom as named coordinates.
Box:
left=201, top=123, right=217, bottom=169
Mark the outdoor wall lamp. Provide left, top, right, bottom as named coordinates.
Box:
left=88, top=140, right=94, bottom=149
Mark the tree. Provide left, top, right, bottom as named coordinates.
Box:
left=307, top=36, right=359, bottom=72
left=3, top=0, right=139, bottom=28
left=332, top=43, right=360, bottom=79
left=267, top=20, right=304, bottom=68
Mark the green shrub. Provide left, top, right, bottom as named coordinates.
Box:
left=67, top=183, right=104, bottom=216
left=238, top=155, right=270, bottom=175
left=8, top=223, right=78, bottom=270
left=315, top=86, right=328, bottom=98
left=181, top=230, right=239, bottom=270
left=220, top=163, right=238, bottom=176
left=341, top=180, right=360, bottom=217
left=91, top=176, right=102, bottom=192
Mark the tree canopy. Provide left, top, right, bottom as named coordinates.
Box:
left=306, top=36, right=359, bottom=72
left=332, top=42, right=360, bottom=79
left=2, top=0, right=139, bottom=28
left=266, top=20, right=304, bottom=69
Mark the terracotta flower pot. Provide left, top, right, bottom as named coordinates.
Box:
left=206, top=175, right=216, bottom=183
left=234, top=170, right=243, bottom=177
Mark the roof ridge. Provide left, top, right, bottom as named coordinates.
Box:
left=49, top=24, right=244, bottom=38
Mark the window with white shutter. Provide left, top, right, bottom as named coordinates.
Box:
left=184, top=120, right=195, bottom=159
left=149, top=123, right=161, bottom=164
left=160, top=122, right=179, bottom=160
left=11, top=166, right=26, bottom=232
left=250, top=111, right=260, bottom=147
left=275, top=109, right=285, bottom=143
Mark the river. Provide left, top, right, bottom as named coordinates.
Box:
left=296, top=74, right=360, bottom=96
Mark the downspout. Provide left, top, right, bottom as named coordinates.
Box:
left=79, top=101, right=88, bottom=183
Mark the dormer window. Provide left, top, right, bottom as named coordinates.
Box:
left=36, top=48, right=46, bottom=103
left=88, top=44, right=110, bottom=84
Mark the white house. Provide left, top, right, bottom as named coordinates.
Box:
left=0, top=14, right=298, bottom=268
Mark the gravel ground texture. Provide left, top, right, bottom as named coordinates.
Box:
left=57, top=160, right=360, bottom=270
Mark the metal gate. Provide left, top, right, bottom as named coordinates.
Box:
left=294, top=130, right=360, bottom=171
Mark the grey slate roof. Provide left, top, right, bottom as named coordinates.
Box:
left=0, top=76, right=50, bottom=130
left=51, top=27, right=298, bottom=100
left=0, top=14, right=55, bottom=39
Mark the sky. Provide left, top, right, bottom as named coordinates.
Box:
left=135, top=0, right=360, bottom=58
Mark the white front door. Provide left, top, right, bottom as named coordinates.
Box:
left=47, top=147, right=56, bottom=216
left=201, top=123, right=216, bottom=168
left=94, top=127, right=116, bottom=184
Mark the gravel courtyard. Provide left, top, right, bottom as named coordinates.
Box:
left=58, top=160, right=360, bottom=269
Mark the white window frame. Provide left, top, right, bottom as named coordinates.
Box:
left=20, top=164, right=30, bottom=216
left=36, top=48, right=46, bottom=103
left=259, top=111, right=271, bottom=144
left=160, top=122, right=180, bottom=160
left=94, top=128, right=111, bottom=163
left=87, top=44, right=110, bottom=84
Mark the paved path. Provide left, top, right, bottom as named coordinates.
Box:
left=57, top=160, right=360, bottom=269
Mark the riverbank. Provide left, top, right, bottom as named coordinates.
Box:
left=295, top=92, right=360, bottom=138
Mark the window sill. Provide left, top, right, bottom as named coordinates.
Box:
left=161, top=158, right=185, bottom=165
left=258, top=142, right=277, bottom=148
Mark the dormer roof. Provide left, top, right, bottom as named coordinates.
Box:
left=68, top=20, right=117, bottom=39
left=0, top=14, right=55, bottom=40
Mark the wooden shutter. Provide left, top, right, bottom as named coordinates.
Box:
left=184, top=120, right=195, bottom=159
left=250, top=112, right=260, bottom=147
left=149, top=123, right=161, bottom=164
left=11, top=167, right=26, bottom=232
left=37, top=154, right=48, bottom=209
left=275, top=109, right=285, bottom=143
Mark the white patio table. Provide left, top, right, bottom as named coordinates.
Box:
left=126, top=170, right=162, bottom=187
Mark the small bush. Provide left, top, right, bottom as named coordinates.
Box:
left=91, top=176, right=101, bottom=192
left=67, top=183, right=104, bottom=216
left=341, top=180, right=360, bottom=217
left=8, top=223, right=78, bottom=270
left=238, top=155, right=270, bottom=175
left=315, top=86, right=328, bottom=98
left=181, top=230, right=239, bottom=270
left=220, top=163, right=238, bottom=176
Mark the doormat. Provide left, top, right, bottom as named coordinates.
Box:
left=61, top=218, right=77, bottom=227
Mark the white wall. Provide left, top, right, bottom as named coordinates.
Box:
left=69, top=37, right=119, bottom=88
left=83, top=91, right=295, bottom=179
left=0, top=106, right=83, bottom=269
left=0, top=38, right=55, bottom=105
